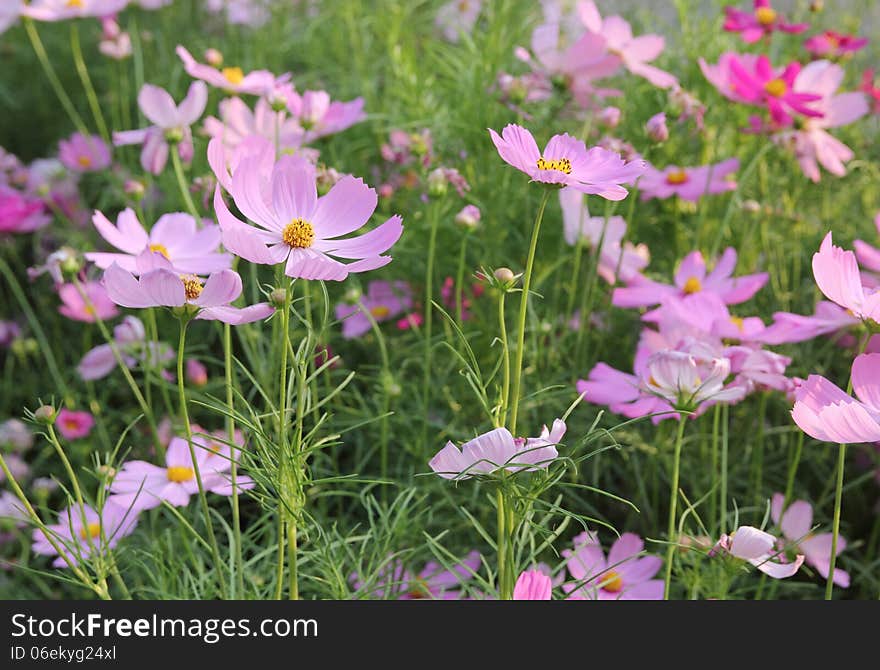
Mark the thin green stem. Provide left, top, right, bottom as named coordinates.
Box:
left=455, top=233, right=469, bottom=323
left=720, top=404, right=729, bottom=532
left=497, top=291, right=511, bottom=429
left=69, top=23, right=110, bottom=143
left=421, top=201, right=441, bottom=450
left=224, top=322, right=244, bottom=597
left=496, top=487, right=509, bottom=599
left=171, top=149, right=201, bottom=221
left=663, top=416, right=687, bottom=600
left=783, top=430, right=804, bottom=509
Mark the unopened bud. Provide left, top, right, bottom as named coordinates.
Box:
left=454, top=205, right=481, bottom=230
left=34, top=405, right=56, bottom=426
left=269, top=288, right=288, bottom=308
left=427, top=169, right=448, bottom=198
left=204, top=48, right=223, bottom=67
left=494, top=267, right=515, bottom=283
left=645, top=112, right=669, bottom=143
left=598, top=106, right=621, bottom=129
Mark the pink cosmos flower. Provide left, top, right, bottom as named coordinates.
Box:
left=186, top=358, right=208, bottom=386
left=58, top=133, right=111, bottom=174
left=435, top=0, right=481, bottom=43
left=711, top=526, right=804, bottom=579
left=562, top=531, right=663, bottom=600
left=0, top=2, right=21, bottom=35
left=0, top=185, right=49, bottom=234
left=558, top=187, right=648, bottom=284
left=723, top=1, right=808, bottom=43
left=55, top=409, right=94, bottom=440
left=771, top=493, right=849, bottom=587
left=429, top=419, right=566, bottom=480
left=0, top=491, right=27, bottom=527
left=109, top=435, right=254, bottom=512
left=21, top=0, right=128, bottom=21
left=176, top=46, right=287, bottom=96
left=812, top=232, right=880, bottom=323
left=0, top=418, right=32, bottom=451
left=284, top=90, right=366, bottom=144
left=727, top=54, right=823, bottom=126
left=638, top=159, right=739, bottom=202
left=335, top=280, right=413, bottom=339
left=203, top=97, right=308, bottom=157
left=114, top=82, right=208, bottom=175
left=454, top=204, right=481, bottom=229
left=792, top=353, right=880, bottom=444
left=214, top=150, right=403, bottom=281
left=57, top=281, right=119, bottom=323
left=805, top=31, right=868, bottom=58
left=353, top=550, right=481, bottom=599
left=98, top=16, right=131, bottom=60
left=32, top=502, right=138, bottom=568
left=613, top=248, right=768, bottom=309
left=86, top=208, right=231, bottom=275
left=577, top=1, right=678, bottom=88
left=513, top=569, right=553, bottom=600
left=103, top=261, right=274, bottom=326
left=77, top=315, right=172, bottom=381
left=760, top=300, right=859, bottom=345
left=489, top=124, right=644, bottom=199
left=699, top=52, right=762, bottom=105
left=859, top=69, right=880, bottom=114
left=642, top=350, right=744, bottom=410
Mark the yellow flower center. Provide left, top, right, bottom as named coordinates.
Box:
left=730, top=316, right=745, bottom=331
left=77, top=155, right=92, bottom=168
left=282, top=219, right=315, bottom=248
left=180, top=274, right=203, bottom=301
left=755, top=7, right=777, bottom=25
left=222, top=67, right=245, bottom=85
left=406, top=578, right=431, bottom=599
left=764, top=78, right=787, bottom=97
left=79, top=522, right=101, bottom=540
left=67, top=0, right=84, bottom=7
left=601, top=570, right=624, bottom=593
left=370, top=305, right=391, bottom=319
left=149, top=243, right=170, bottom=259
left=536, top=156, right=572, bottom=174
left=683, top=276, right=702, bottom=294
left=666, top=169, right=689, bottom=185
left=84, top=304, right=96, bottom=316
left=167, top=466, right=195, bottom=483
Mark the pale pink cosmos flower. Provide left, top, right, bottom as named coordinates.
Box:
left=57, top=281, right=119, bottom=323
left=86, top=208, right=231, bottom=275
left=489, top=124, right=644, bottom=199
left=32, top=502, right=138, bottom=569
left=103, top=260, right=274, bottom=326
left=114, top=82, right=208, bottom=175
left=77, top=315, right=172, bottom=381
left=0, top=491, right=27, bottom=527
left=335, top=280, right=413, bottom=339
left=0, top=453, right=29, bottom=484
left=454, top=204, right=481, bottom=229
left=21, top=0, right=128, bottom=21
left=805, top=31, right=868, bottom=58
left=558, top=187, right=648, bottom=284
left=563, top=531, right=663, bottom=600
left=203, top=97, right=306, bottom=156
left=638, top=159, right=739, bottom=202
left=214, top=150, right=403, bottom=281
left=760, top=300, right=859, bottom=345
left=577, top=1, right=678, bottom=89
left=186, top=358, right=208, bottom=386
left=176, top=46, right=288, bottom=96
left=284, top=90, right=366, bottom=144
left=0, top=2, right=21, bottom=35
left=98, top=16, right=131, bottom=60
left=55, top=409, right=94, bottom=441
left=723, top=0, right=808, bottom=43
left=429, top=419, right=566, bottom=480
left=771, top=493, right=849, bottom=587
left=58, top=133, right=111, bottom=174
left=811, top=232, right=880, bottom=323
left=641, top=350, right=744, bottom=410
left=435, top=0, right=481, bottom=43
left=0, top=185, right=50, bottom=234
left=712, top=526, right=805, bottom=579
left=352, top=550, right=481, bottom=600
left=792, top=353, right=880, bottom=444
left=513, top=570, right=553, bottom=600
left=613, top=248, right=768, bottom=309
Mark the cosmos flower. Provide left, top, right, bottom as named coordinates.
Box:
left=723, top=1, right=808, bottom=43
left=513, top=569, right=553, bottom=600
left=812, top=232, right=880, bottom=323
left=435, top=0, right=481, bottom=43
left=203, top=97, right=308, bottom=156
left=489, top=124, right=644, bottom=199
left=335, top=280, right=413, bottom=339
left=32, top=502, right=138, bottom=568
left=57, top=281, right=119, bottom=323
left=562, top=531, right=663, bottom=600
left=21, top=0, right=129, bottom=21
left=804, top=31, right=868, bottom=58
left=0, top=185, right=49, bottom=234
left=58, top=133, right=111, bottom=173
left=352, top=551, right=481, bottom=600
left=55, top=409, right=94, bottom=441
left=176, top=45, right=287, bottom=96
left=711, top=525, right=805, bottom=579
left=637, top=159, right=739, bottom=202
left=76, top=316, right=172, bottom=381
left=284, top=89, right=366, bottom=144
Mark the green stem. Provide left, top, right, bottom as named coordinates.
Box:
left=171, top=149, right=201, bottom=221
left=663, top=416, right=687, bottom=600
left=783, top=430, right=804, bottom=509
left=497, top=291, right=511, bottom=428
left=455, top=234, right=469, bottom=323
left=224, top=322, right=244, bottom=597
left=69, top=23, right=110, bottom=143
left=720, top=404, right=729, bottom=532
left=421, top=202, right=441, bottom=450
left=496, top=487, right=510, bottom=599
left=276, top=280, right=291, bottom=597
left=508, top=189, right=551, bottom=435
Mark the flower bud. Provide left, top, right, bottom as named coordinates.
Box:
left=597, top=106, right=621, bottom=129
left=269, top=287, right=288, bottom=308
left=164, top=127, right=184, bottom=144
left=186, top=359, right=208, bottom=387
left=454, top=205, right=481, bottom=230
left=494, top=267, right=515, bottom=283
left=204, top=48, right=223, bottom=67
left=427, top=168, right=449, bottom=198
left=124, top=179, right=146, bottom=199
left=343, top=287, right=362, bottom=303
left=645, top=112, right=669, bottom=143
left=34, top=405, right=56, bottom=426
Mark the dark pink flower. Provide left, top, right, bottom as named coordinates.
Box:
left=805, top=31, right=868, bottom=58
left=723, top=1, right=808, bottom=43
left=55, top=409, right=94, bottom=440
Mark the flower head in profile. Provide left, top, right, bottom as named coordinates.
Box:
left=723, top=1, right=808, bottom=43
left=176, top=45, right=288, bottom=96
left=563, top=531, right=663, bottom=600
left=811, top=232, right=880, bottom=323
left=771, top=493, right=849, bottom=587
left=352, top=551, right=481, bottom=600
left=103, top=260, right=274, bottom=326
left=489, top=124, right=644, bottom=199
left=21, top=0, right=128, bottom=21
left=429, top=419, right=565, bottom=480
left=114, top=82, right=207, bottom=175
left=513, top=569, right=553, bottom=600
left=638, top=159, right=739, bottom=202
left=0, top=185, right=49, bottom=234
left=435, top=0, right=481, bottom=43
left=32, top=502, right=138, bottom=568
left=55, top=409, right=94, bottom=441
left=284, top=90, right=366, bottom=144
left=711, top=525, right=804, bottom=579
left=57, top=281, right=119, bottom=323
left=335, top=280, right=413, bottom=339
left=58, top=133, right=111, bottom=174
left=214, top=148, right=403, bottom=281
left=77, top=316, right=172, bottom=381
left=804, top=31, right=867, bottom=58
left=87, top=208, right=231, bottom=275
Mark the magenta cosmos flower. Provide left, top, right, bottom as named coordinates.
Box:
left=489, top=124, right=644, bottom=199
left=176, top=45, right=287, bottom=96
left=613, top=248, right=768, bottom=309
left=792, top=353, right=880, bottom=444
left=562, top=531, right=663, bottom=600
left=58, top=133, right=111, bottom=174
left=812, top=232, right=880, bottom=323
left=638, top=159, right=739, bottom=202
left=712, top=526, right=804, bottom=579
left=103, top=260, right=274, bottom=325
left=723, top=1, right=808, bottom=43
left=109, top=435, right=253, bottom=512
left=0, top=184, right=49, bottom=234
left=513, top=569, right=553, bottom=600
left=805, top=31, right=868, bottom=59
left=353, top=550, right=481, bottom=599
left=728, top=55, right=823, bottom=126
left=21, top=0, right=128, bottom=21
left=429, top=419, right=565, bottom=480
left=335, top=280, right=413, bottom=339
left=214, top=151, right=403, bottom=281
left=771, top=493, right=849, bottom=587
left=114, top=82, right=207, bottom=175
left=32, top=502, right=138, bottom=568
left=55, top=409, right=94, bottom=440
left=57, top=281, right=119, bottom=323
left=87, top=208, right=231, bottom=275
